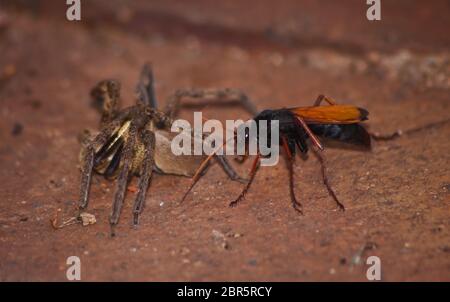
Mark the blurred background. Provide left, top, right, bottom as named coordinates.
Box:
left=0, top=1, right=449, bottom=281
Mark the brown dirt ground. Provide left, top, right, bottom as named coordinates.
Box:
left=0, top=0, right=449, bottom=281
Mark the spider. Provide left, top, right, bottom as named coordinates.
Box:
left=77, top=64, right=258, bottom=235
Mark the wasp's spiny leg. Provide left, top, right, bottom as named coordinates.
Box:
left=229, top=154, right=261, bottom=207
left=295, top=115, right=324, bottom=151
left=164, top=88, right=258, bottom=119
left=287, top=156, right=303, bottom=214
left=132, top=130, right=156, bottom=226
left=281, top=136, right=303, bottom=214
left=312, top=148, right=345, bottom=211
left=313, top=94, right=337, bottom=106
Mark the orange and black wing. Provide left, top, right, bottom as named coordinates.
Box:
left=290, top=105, right=368, bottom=124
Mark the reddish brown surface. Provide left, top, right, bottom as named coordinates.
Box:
left=0, top=1, right=449, bottom=281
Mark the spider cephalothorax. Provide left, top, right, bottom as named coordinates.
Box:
left=78, top=64, right=257, bottom=235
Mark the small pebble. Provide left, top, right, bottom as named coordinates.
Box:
left=11, top=123, right=23, bottom=136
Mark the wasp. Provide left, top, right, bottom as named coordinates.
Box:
left=181, top=95, right=371, bottom=214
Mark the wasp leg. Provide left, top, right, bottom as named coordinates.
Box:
left=78, top=120, right=124, bottom=214
left=163, top=88, right=258, bottom=119
left=312, top=148, right=345, bottom=211
left=287, top=156, right=303, bottom=214
left=90, top=80, right=121, bottom=126
left=132, top=130, right=156, bottom=226
left=229, top=154, right=261, bottom=207
left=136, top=63, right=158, bottom=109
left=295, top=115, right=324, bottom=151
left=215, top=155, right=248, bottom=184
left=313, top=94, right=337, bottom=106
left=109, top=123, right=138, bottom=236
left=281, top=136, right=303, bottom=214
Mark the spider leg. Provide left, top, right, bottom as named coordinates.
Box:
left=136, top=63, right=158, bottom=109
left=90, top=80, right=121, bottom=126
left=313, top=94, right=337, bottom=106
left=281, top=136, right=303, bottom=214
left=78, top=119, right=124, bottom=213
left=132, top=130, right=156, bottom=226
left=109, top=123, right=138, bottom=236
left=215, top=155, right=248, bottom=183
left=163, top=88, right=258, bottom=119
left=229, top=154, right=261, bottom=207
left=312, top=148, right=345, bottom=211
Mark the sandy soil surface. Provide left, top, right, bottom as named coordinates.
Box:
left=0, top=0, right=449, bottom=281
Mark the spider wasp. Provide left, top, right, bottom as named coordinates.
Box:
left=181, top=94, right=371, bottom=214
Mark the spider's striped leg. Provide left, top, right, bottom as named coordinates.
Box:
left=136, top=63, right=158, bottom=109
left=109, top=123, right=138, bottom=236
left=78, top=119, right=124, bottom=214
left=132, top=130, right=156, bottom=226
left=163, top=88, right=258, bottom=120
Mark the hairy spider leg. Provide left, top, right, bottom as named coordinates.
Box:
left=164, top=87, right=259, bottom=184
left=214, top=155, right=248, bottom=184
left=78, top=119, right=125, bottom=213
left=132, top=130, right=156, bottom=226
left=90, top=80, right=121, bottom=127
left=110, top=122, right=138, bottom=236
left=136, top=63, right=158, bottom=109
left=163, top=88, right=258, bottom=120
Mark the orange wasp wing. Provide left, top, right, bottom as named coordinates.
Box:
left=290, top=105, right=369, bottom=124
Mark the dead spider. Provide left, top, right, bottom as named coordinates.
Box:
left=78, top=64, right=257, bottom=235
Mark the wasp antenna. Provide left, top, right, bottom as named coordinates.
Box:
left=180, top=137, right=234, bottom=203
